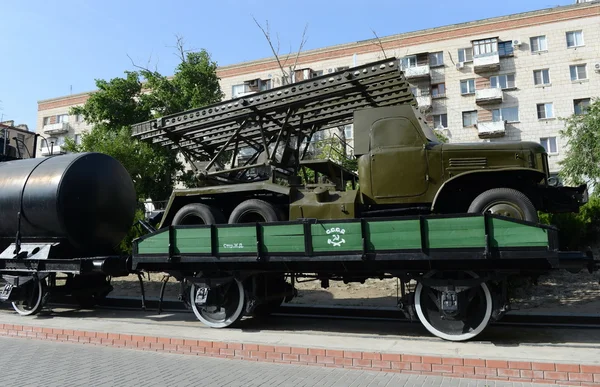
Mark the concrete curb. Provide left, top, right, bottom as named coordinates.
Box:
left=1, top=323, right=599, bottom=386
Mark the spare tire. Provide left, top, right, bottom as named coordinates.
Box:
left=228, top=199, right=280, bottom=224
left=468, top=188, right=538, bottom=223
left=172, top=203, right=225, bottom=225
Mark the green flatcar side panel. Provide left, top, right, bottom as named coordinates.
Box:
left=311, top=222, right=363, bottom=253
left=136, top=229, right=169, bottom=255
left=216, top=226, right=257, bottom=254
left=261, top=224, right=306, bottom=253
left=366, top=220, right=421, bottom=251
left=174, top=228, right=212, bottom=254
left=426, top=217, right=486, bottom=249
left=491, top=218, right=549, bottom=248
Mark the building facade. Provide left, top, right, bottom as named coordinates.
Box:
left=36, top=1, right=600, bottom=175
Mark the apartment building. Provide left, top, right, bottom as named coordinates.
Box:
left=36, top=0, right=600, bottom=175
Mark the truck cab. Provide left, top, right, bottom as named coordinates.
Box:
left=353, top=105, right=587, bottom=222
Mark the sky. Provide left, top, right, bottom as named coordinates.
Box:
left=0, top=0, right=576, bottom=130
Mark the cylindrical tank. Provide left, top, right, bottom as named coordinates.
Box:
left=0, top=152, right=137, bottom=254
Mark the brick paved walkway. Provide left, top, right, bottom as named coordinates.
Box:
left=0, top=336, right=567, bottom=387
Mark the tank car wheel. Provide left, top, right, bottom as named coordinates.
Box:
left=190, top=277, right=245, bottom=328
left=12, top=277, right=47, bottom=316
left=414, top=271, right=492, bottom=342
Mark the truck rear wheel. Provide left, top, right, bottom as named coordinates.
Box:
left=228, top=199, right=280, bottom=224
left=468, top=188, right=538, bottom=222
left=172, top=203, right=225, bottom=225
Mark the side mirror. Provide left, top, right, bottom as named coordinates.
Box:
left=547, top=177, right=559, bottom=187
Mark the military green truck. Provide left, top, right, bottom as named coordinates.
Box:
left=131, top=58, right=587, bottom=227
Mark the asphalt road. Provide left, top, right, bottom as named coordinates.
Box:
left=0, top=336, right=563, bottom=387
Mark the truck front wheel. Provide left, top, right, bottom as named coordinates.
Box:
left=468, top=188, right=538, bottom=223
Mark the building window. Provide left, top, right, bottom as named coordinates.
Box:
left=540, top=137, right=557, bottom=154
left=433, top=114, right=448, bottom=129
left=462, top=111, right=478, bottom=127
left=401, top=55, right=418, bottom=69
left=43, top=117, right=50, bottom=125
left=460, top=79, right=475, bottom=95
left=56, top=114, right=68, bottom=123
left=530, top=36, right=547, bottom=52
left=472, top=38, right=498, bottom=57
left=232, top=84, right=247, bottom=98
left=566, top=30, right=584, bottom=48
left=343, top=125, right=353, bottom=140
left=431, top=83, right=446, bottom=98
left=457, top=48, right=473, bottom=63
left=533, top=69, right=550, bottom=85
left=492, top=107, right=519, bottom=123
left=570, top=64, right=587, bottom=81
left=429, top=52, right=444, bottom=67
left=537, top=103, right=554, bottom=119
left=75, top=134, right=82, bottom=145
left=574, top=98, right=590, bottom=115
left=490, top=74, right=516, bottom=89
left=498, top=41, right=514, bottom=57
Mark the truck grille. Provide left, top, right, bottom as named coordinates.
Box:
left=448, top=157, right=488, bottom=168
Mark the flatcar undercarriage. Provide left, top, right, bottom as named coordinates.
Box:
left=1, top=214, right=598, bottom=342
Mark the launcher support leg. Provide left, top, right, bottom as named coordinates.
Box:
left=137, top=272, right=146, bottom=311
left=158, top=274, right=171, bottom=315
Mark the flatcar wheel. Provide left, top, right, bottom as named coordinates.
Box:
left=190, top=278, right=245, bottom=328
left=12, top=277, right=46, bottom=316
left=414, top=271, right=492, bottom=342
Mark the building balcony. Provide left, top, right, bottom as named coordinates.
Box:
left=475, top=87, right=503, bottom=105
left=416, top=95, right=432, bottom=111
left=473, top=52, right=500, bottom=73
left=40, top=144, right=65, bottom=156
left=402, top=64, right=430, bottom=79
left=43, top=122, right=69, bottom=135
left=477, top=120, right=506, bottom=139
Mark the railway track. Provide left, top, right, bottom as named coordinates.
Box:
left=35, top=295, right=600, bottom=330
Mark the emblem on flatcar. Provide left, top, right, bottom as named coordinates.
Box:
left=326, top=227, right=346, bottom=247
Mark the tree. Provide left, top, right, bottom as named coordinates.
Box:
left=64, top=38, right=224, bottom=202
left=558, top=97, right=600, bottom=192
left=252, top=17, right=308, bottom=85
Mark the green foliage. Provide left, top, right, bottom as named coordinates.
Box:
left=558, top=97, right=600, bottom=191
left=300, top=131, right=357, bottom=187
left=137, top=50, right=224, bottom=117
left=118, top=209, right=147, bottom=254
left=64, top=41, right=224, bottom=203
left=313, top=132, right=357, bottom=172
left=434, top=129, right=449, bottom=144
left=538, top=195, right=600, bottom=250
left=63, top=40, right=224, bottom=254
left=64, top=126, right=179, bottom=201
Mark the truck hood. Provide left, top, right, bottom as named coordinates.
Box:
left=440, top=141, right=546, bottom=153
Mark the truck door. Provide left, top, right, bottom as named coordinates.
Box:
left=369, top=117, right=429, bottom=199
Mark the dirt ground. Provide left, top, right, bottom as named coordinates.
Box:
left=107, top=267, right=600, bottom=315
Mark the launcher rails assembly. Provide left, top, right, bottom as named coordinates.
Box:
left=131, top=58, right=414, bottom=184
left=131, top=212, right=599, bottom=342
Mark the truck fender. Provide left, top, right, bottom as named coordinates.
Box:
left=430, top=168, right=546, bottom=212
